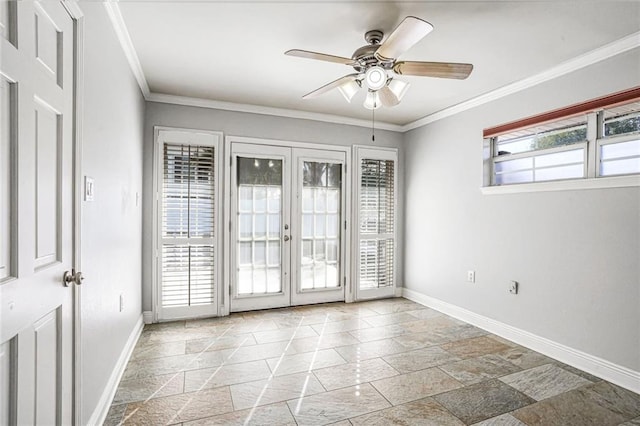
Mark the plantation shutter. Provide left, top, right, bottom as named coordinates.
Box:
left=355, top=148, right=397, bottom=299
left=161, top=142, right=216, bottom=311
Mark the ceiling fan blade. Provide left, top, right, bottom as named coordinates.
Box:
left=393, top=61, right=473, bottom=79
left=302, top=74, right=360, bottom=99
left=285, top=49, right=355, bottom=65
left=375, top=16, right=433, bottom=62
left=378, top=86, right=400, bottom=107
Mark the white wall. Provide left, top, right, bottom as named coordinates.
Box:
left=142, top=102, right=405, bottom=312
left=403, top=49, right=640, bottom=373
left=79, top=4, right=145, bottom=423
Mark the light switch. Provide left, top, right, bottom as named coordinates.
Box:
left=84, top=176, right=94, bottom=201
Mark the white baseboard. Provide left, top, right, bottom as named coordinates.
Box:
left=402, top=288, right=640, bottom=394
left=143, top=311, right=153, bottom=324
left=87, top=314, right=144, bottom=426
left=394, top=287, right=403, bottom=297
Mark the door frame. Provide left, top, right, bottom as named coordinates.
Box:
left=59, top=2, right=85, bottom=424
left=223, top=136, right=352, bottom=315
left=151, top=126, right=225, bottom=322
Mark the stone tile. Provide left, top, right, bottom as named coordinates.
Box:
left=441, top=324, right=489, bottom=341
left=363, top=312, right=421, bottom=327
left=433, top=379, right=535, bottom=424
left=288, top=332, right=360, bottom=353
left=512, top=381, right=640, bottom=426
left=440, top=354, right=522, bottom=385
left=496, top=346, right=554, bottom=370
left=287, top=383, right=391, bottom=425
left=227, top=319, right=281, bottom=334
left=223, top=341, right=297, bottom=364
left=554, top=362, right=603, bottom=382
left=183, top=402, right=296, bottom=425
left=620, top=417, right=640, bottom=426
left=406, top=308, right=443, bottom=320
left=335, top=338, right=414, bottom=362
left=349, top=324, right=407, bottom=343
left=372, top=367, right=463, bottom=405
left=113, top=373, right=185, bottom=405
left=442, top=336, right=512, bottom=359
left=312, top=318, right=372, bottom=335
left=349, top=397, right=465, bottom=426
left=397, top=316, right=463, bottom=334
left=103, top=403, right=127, bottom=426
left=130, top=340, right=186, bottom=361
left=314, top=357, right=399, bottom=390
left=143, top=321, right=186, bottom=332
left=367, top=300, right=426, bottom=315
left=121, top=351, right=227, bottom=380
left=499, top=363, right=590, bottom=401
left=230, top=371, right=325, bottom=410
left=486, top=335, right=519, bottom=348
left=185, top=334, right=257, bottom=354
left=184, top=315, right=244, bottom=329
left=392, top=330, right=452, bottom=349
left=122, top=386, right=234, bottom=425
left=184, top=360, right=272, bottom=392
left=139, top=327, right=229, bottom=345
left=267, top=348, right=346, bottom=376
left=383, top=346, right=458, bottom=373
left=471, top=413, right=527, bottom=425
left=252, top=325, right=318, bottom=344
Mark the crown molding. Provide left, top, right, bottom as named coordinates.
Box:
left=146, top=92, right=404, bottom=132
left=104, top=1, right=150, bottom=98
left=105, top=0, right=638, bottom=135
left=401, top=30, right=640, bottom=132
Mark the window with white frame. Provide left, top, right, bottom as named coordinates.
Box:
left=354, top=147, right=398, bottom=299
left=486, top=94, right=640, bottom=186
left=156, top=129, right=221, bottom=320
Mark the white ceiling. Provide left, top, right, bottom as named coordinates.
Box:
left=117, top=1, right=640, bottom=127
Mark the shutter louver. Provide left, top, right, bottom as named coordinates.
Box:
left=359, top=158, right=395, bottom=290
left=161, top=143, right=215, bottom=308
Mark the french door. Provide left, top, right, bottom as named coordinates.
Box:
left=229, top=143, right=347, bottom=312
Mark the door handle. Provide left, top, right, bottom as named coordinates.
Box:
left=283, top=235, right=290, bottom=242
left=63, top=270, right=84, bottom=287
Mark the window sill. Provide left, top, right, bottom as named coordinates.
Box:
left=481, top=175, right=640, bottom=195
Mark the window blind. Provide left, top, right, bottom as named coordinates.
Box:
left=359, top=158, right=395, bottom=289
left=161, top=143, right=215, bottom=307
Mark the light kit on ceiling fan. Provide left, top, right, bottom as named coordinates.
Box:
left=285, top=16, right=473, bottom=109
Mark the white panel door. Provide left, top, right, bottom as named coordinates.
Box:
left=0, top=2, right=75, bottom=424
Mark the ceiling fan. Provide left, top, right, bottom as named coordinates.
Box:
left=285, top=16, right=473, bottom=109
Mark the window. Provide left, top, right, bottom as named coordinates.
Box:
left=599, top=101, right=640, bottom=177
left=156, top=129, right=221, bottom=320
left=485, top=89, right=640, bottom=187
left=354, top=147, right=397, bottom=300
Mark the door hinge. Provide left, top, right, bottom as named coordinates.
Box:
left=229, top=220, right=232, bottom=233
left=343, top=276, right=346, bottom=287
left=230, top=156, right=233, bottom=166
left=344, top=220, right=347, bottom=230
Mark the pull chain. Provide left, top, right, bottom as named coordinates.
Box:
left=372, top=101, right=376, bottom=142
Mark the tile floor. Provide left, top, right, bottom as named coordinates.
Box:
left=105, top=298, right=640, bottom=425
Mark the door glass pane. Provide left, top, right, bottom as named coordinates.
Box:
left=237, top=157, right=283, bottom=295
left=300, top=161, right=341, bottom=291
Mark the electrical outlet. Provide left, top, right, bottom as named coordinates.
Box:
left=467, top=270, right=475, bottom=283
left=509, top=281, right=518, bottom=294
left=119, top=294, right=124, bottom=312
